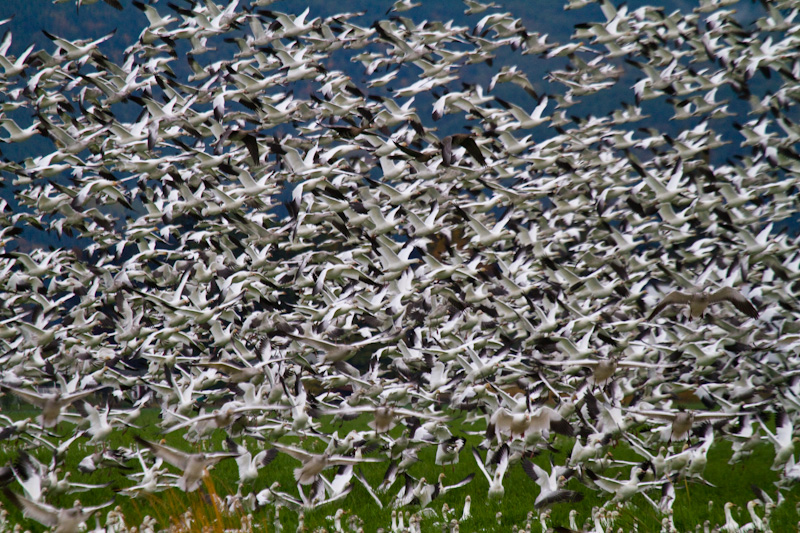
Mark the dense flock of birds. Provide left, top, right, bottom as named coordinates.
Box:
left=0, top=0, right=799, bottom=531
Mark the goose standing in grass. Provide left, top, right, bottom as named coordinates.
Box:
left=739, top=500, right=765, bottom=533
left=721, top=501, right=740, bottom=533
left=460, top=495, right=471, bottom=521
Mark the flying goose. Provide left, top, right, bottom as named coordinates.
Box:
left=472, top=444, right=509, bottom=500
left=134, top=436, right=237, bottom=492
left=757, top=411, right=797, bottom=471
left=394, top=472, right=474, bottom=508
left=536, top=356, right=674, bottom=386
left=587, top=465, right=661, bottom=504
left=317, top=404, right=447, bottom=434
left=0, top=385, right=105, bottom=428
left=521, top=458, right=583, bottom=509
left=3, top=489, right=113, bottom=533
left=629, top=409, right=740, bottom=442
left=647, top=286, right=759, bottom=320
left=271, top=442, right=383, bottom=485
left=225, top=438, right=278, bottom=484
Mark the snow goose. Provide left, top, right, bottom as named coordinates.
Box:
left=225, top=438, right=278, bottom=484
left=521, top=458, right=583, bottom=509
left=739, top=500, right=764, bottom=533
left=641, top=481, right=676, bottom=516
left=42, top=30, right=115, bottom=62
left=460, top=495, right=471, bottom=520
left=11, top=452, right=44, bottom=502
left=132, top=1, right=175, bottom=30
left=421, top=473, right=474, bottom=508
left=134, top=436, right=237, bottom=492
left=471, top=444, right=509, bottom=500
left=647, top=286, right=758, bottom=320
left=283, top=326, right=405, bottom=364
left=270, top=478, right=350, bottom=511
left=117, top=449, right=177, bottom=495
left=0, top=385, right=105, bottom=428
left=3, top=490, right=113, bottom=533
left=587, top=465, right=660, bottom=504
left=318, top=404, right=447, bottom=434
left=0, top=117, right=39, bottom=143
left=271, top=442, right=383, bottom=485
left=77, top=402, right=113, bottom=443
left=629, top=408, right=739, bottom=442
left=435, top=436, right=466, bottom=467
left=721, top=501, right=739, bottom=533
left=757, top=410, right=797, bottom=471
left=536, top=356, right=672, bottom=387
left=161, top=401, right=290, bottom=435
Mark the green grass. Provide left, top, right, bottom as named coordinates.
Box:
left=0, top=408, right=797, bottom=532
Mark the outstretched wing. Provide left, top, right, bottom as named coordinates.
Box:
left=709, top=287, right=758, bottom=318
left=647, top=291, right=692, bottom=320
left=269, top=442, right=312, bottom=462
left=135, top=436, right=190, bottom=470
left=472, top=447, right=492, bottom=483
left=440, top=472, right=475, bottom=493
left=533, top=488, right=583, bottom=509
left=0, top=386, right=47, bottom=409
left=83, top=499, right=116, bottom=513
left=3, top=490, right=58, bottom=527
left=521, top=458, right=548, bottom=488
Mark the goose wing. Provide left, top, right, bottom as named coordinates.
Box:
left=647, top=291, right=692, bottom=320
left=534, top=487, right=584, bottom=509
left=471, top=447, right=492, bottom=483
left=3, top=490, right=59, bottom=527
left=709, top=287, right=758, bottom=318
left=135, top=436, right=190, bottom=470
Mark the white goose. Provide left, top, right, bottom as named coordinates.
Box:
left=647, top=286, right=759, bottom=320
left=471, top=444, right=509, bottom=500
left=271, top=442, right=383, bottom=485
left=521, top=458, right=583, bottom=509
left=3, top=491, right=113, bottom=533
left=134, top=437, right=237, bottom=492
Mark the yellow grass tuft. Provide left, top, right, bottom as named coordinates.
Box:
left=129, top=474, right=264, bottom=533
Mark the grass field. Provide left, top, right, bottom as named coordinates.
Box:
left=0, top=408, right=797, bottom=532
